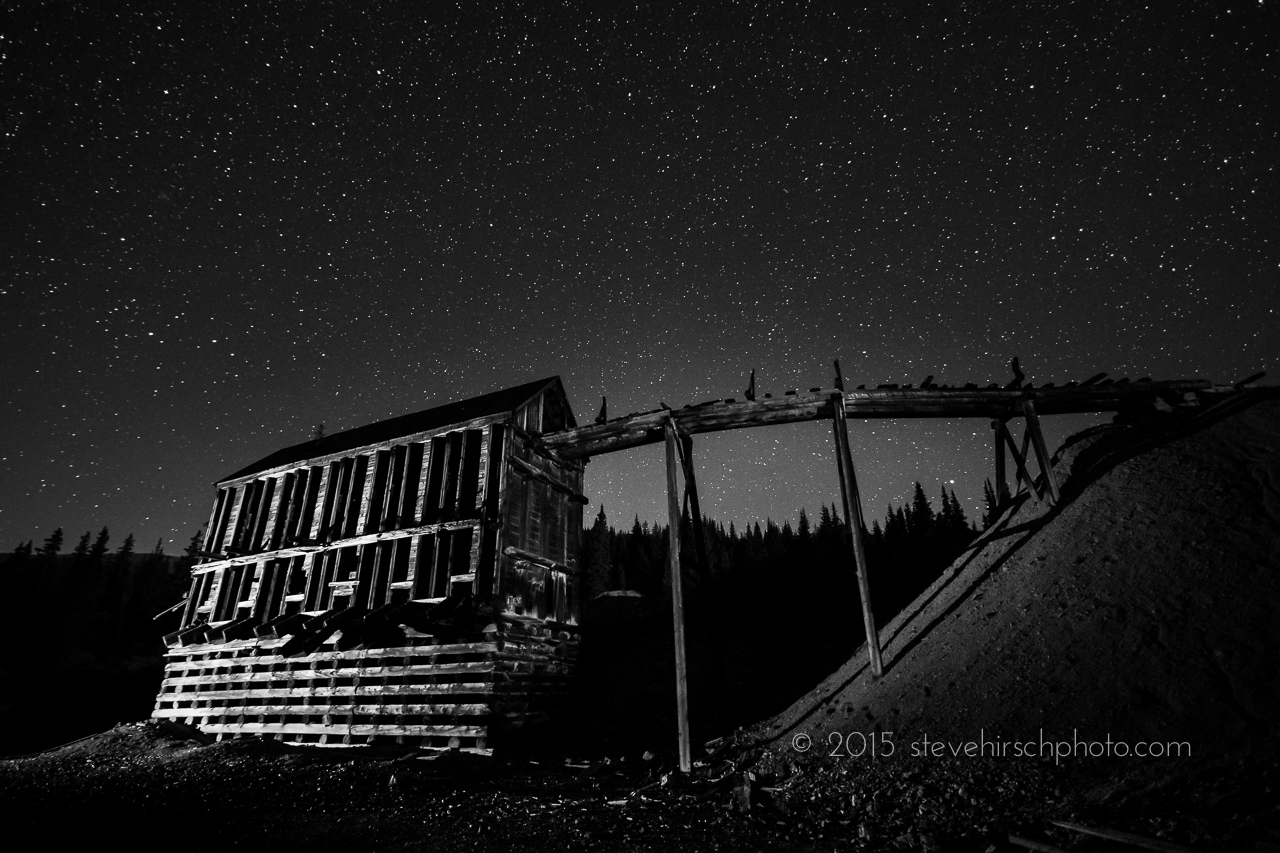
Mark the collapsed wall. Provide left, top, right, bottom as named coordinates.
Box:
left=755, top=390, right=1279, bottom=760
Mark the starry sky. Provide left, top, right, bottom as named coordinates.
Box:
left=3, top=1, right=1277, bottom=553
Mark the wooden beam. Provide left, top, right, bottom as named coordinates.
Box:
left=502, top=545, right=575, bottom=575
left=509, top=456, right=589, bottom=503
left=541, top=379, right=1213, bottom=459
left=663, top=418, right=692, bottom=773
left=832, top=390, right=883, bottom=677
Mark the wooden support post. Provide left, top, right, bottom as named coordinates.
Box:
left=663, top=418, right=692, bottom=773
left=831, top=362, right=883, bottom=678
left=992, top=418, right=1009, bottom=504
left=1021, top=398, right=1060, bottom=505
left=675, top=431, right=712, bottom=582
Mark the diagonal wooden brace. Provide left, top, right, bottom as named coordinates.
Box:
left=1021, top=398, right=1061, bottom=504
left=996, top=420, right=1043, bottom=502
left=673, top=427, right=712, bottom=582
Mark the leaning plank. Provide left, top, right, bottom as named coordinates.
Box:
left=189, top=518, right=483, bottom=575
left=1049, top=821, right=1203, bottom=853
left=832, top=389, right=883, bottom=677
left=1008, top=836, right=1071, bottom=853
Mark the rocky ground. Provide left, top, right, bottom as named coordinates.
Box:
left=1, top=720, right=1274, bottom=851
left=3, top=390, right=1277, bottom=852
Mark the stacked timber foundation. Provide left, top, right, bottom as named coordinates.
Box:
left=154, top=620, right=577, bottom=749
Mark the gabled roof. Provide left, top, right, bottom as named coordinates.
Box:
left=220, top=376, right=572, bottom=483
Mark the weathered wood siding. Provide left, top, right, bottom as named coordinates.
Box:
left=161, top=381, right=584, bottom=747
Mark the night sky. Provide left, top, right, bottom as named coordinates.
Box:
left=3, top=2, right=1277, bottom=554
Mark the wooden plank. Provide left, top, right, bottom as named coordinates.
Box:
left=1008, top=836, right=1071, bottom=853
left=304, top=465, right=330, bottom=542
left=503, top=545, right=573, bottom=574
left=344, top=455, right=371, bottom=538
left=281, top=469, right=307, bottom=546
left=250, top=479, right=277, bottom=551
left=193, top=721, right=487, bottom=737
left=202, top=488, right=229, bottom=555
left=221, top=486, right=251, bottom=552
left=258, top=477, right=286, bottom=550
left=360, top=449, right=392, bottom=534
left=663, top=418, right=692, bottom=773
left=381, top=445, right=407, bottom=530
left=1049, top=821, right=1204, bottom=853
left=156, top=703, right=490, bottom=717
left=186, top=519, right=485, bottom=576
left=156, top=683, right=501, bottom=701
left=476, top=425, right=504, bottom=600
left=161, top=660, right=520, bottom=687
left=832, top=382, right=883, bottom=677
left=268, top=472, right=296, bottom=550
left=509, top=456, right=589, bottom=503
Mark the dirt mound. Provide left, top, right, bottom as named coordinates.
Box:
left=750, top=390, right=1280, bottom=764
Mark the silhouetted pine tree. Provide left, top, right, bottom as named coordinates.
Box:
left=88, top=527, right=110, bottom=567
left=981, top=478, right=1000, bottom=528
left=176, top=527, right=204, bottom=585
left=11, top=540, right=34, bottom=565
left=72, top=531, right=91, bottom=566
left=909, top=482, right=934, bottom=538
left=39, top=528, right=64, bottom=563
left=583, top=505, right=612, bottom=599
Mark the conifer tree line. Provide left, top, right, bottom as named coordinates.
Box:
left=579, top=481, right=979, bottom=625
left=1, top=525, right=207, bottom=752
left=3, top=525, right=205, bottom=657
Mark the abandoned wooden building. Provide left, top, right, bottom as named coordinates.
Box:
left=152, top=377, right=586, bottom=748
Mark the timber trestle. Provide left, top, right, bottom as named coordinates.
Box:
left=539, top=364, right=1262, bottom=766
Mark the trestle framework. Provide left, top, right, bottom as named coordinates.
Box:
left=157, top=365, right=1256, bottom=757
left=538, top=366, right=1252, bottom=762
